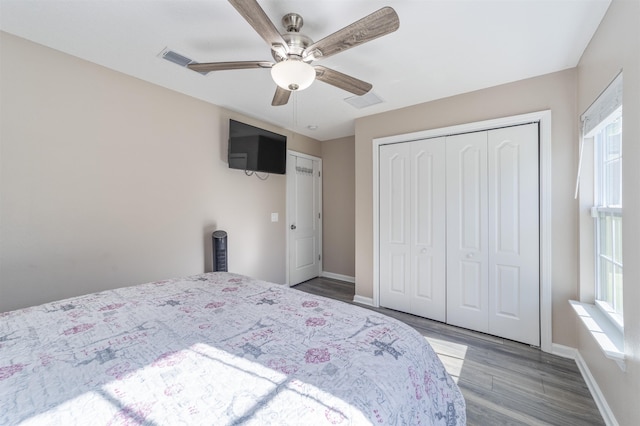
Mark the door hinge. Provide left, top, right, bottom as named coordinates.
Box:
left=318, top=171, right=321, bottom=177
left=319, top=254, right=321, bottom=261
left=318, top=213, right=321, bottom=219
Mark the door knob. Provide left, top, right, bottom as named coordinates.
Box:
left=290, top=224, right=297, bottom=230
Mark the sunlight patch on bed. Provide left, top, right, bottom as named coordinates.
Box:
left=425, top=336, right=468, bottom=383
left=187, top=343, right=369, bottom=423
left=23, top=342, right=368, bottom=424
left=103, top=343, right=290, bottom=424
left=21, top=391, right=121, bottom=425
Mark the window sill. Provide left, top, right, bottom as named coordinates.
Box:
left=569, top=300, right=626, bottom=371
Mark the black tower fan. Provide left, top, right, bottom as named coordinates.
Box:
left=212, top=230, right=228, bottom=272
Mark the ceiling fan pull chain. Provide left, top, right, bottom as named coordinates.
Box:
left=292, top=91, right=298, bottom=128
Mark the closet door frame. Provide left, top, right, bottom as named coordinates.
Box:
left=372, top=110, right=553, bottom=353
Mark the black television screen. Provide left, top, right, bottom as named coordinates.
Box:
left=228, top=119, right=287, bottom=175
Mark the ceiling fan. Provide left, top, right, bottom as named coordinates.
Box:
left=187, top=0, right=400, bottom=106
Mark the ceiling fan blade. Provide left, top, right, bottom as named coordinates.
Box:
left=314, top=65, right=372, bottom=96
left=228, top=0, right=289, bottom=57
left=272, top=86, right=291, bottom=106
left=187, top=61, right=272, bottom=74
left=303, top=7, right=399, bottom=61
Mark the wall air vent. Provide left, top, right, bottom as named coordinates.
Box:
left=159, top=48, right=195, bottom=67
left=344, top=91, right=384, bottom=109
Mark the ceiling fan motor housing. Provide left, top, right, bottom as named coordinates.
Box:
left=282, top=13, right=303, bottom=32
left=271, top=13, right=313, bottom=62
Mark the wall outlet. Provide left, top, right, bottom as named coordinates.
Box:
left=271, top=213, right=279, bottom=222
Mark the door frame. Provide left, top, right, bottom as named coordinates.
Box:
left=372, top=110, right=553, bottom=353
left=286, top=150, right=323, bottom=286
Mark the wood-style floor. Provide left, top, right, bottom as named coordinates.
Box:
left=293, top=277, right=604, bottom=426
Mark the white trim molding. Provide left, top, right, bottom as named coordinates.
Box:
left=372, top=110, right=553, bottom=352
left=550, top=343, right=578, bottom=360
left=321, top=271, right=355, bottom=283
left=353, top=295, right=374, bottom=307
left=574, top=351, right=619, bottom=426
left=551, top=343, right=619, bottom=426
left=569, top=301, right=625, bottom=370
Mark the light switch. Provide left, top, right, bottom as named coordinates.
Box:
left=271, top=213, right=279, bottom=222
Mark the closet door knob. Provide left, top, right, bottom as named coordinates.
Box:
left=290, top=224, right=297, bottom=230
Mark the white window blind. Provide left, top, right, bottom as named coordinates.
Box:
left=582, top=72, right=623, bottom=135
left=574, top=72, right=623, bottom=198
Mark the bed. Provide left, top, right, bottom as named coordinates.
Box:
left=0, top=272, right=466, bottom=425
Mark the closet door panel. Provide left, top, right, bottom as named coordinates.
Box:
left=461, top=260, right=483, bottom=309
left=379, top=144, right=412, bottom=312
left=488, top=123, right=539, bottom=346
left=411, top=138, right=446, bottom=321
left=389, top=253, right=407, bottom=293
left=446, top=132, right=489, bottom=333
left=379, top=139, right=446, bottom=321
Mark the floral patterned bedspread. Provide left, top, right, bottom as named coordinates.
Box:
left=0, top=272, right=466, bottom=425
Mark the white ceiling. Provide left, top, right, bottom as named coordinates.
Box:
left=0, top=0, right=610, bottom=141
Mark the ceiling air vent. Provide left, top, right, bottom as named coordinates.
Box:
left=159, top=48, right=195, bottom=67
left=344, top=91, right=384, bottom=109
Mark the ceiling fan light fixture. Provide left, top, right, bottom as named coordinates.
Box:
left=271, top=59, right=315, bottom=91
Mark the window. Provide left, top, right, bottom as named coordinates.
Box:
left=572, top=73, right=624, bottom=365
left=591, top=108, right=623, bottom=329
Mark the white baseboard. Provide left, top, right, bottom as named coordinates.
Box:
left=319, top=272, right=372, bottom=306
left=550, top=343, right=578, bottom=359
left=352, top=295, right=374, bottom=307
left=551, top=344, right=618, bottom=426
left=321, top=271, right=355, bottom=283
left=574, top=351, right=619, bottom=426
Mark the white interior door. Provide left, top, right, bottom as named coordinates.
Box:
left=446, top=131, right=490, bottom=332
left=287, top=153, right=321, bottom=285
left=379, top=138, right=447, bottom=321
left=379, top=143, right=411, bottom=312
left=446, top=124, right=539, bottom=345
left=487, top=123, right=539, bottom=345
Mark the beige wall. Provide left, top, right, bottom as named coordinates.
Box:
left=0, top=32, right=320, bottom=312
left=354, top=69, right=579, bottom=347
left=576, top=0, right=640, bottom=423
left=321, top=136, right=355, bottom=278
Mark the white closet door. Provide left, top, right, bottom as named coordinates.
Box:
left=380, top=138, right=446, bottom=320
left=446, top=132, right=489, bottom=332
left=488, top=123, right=539, bottom=346
left=379, top=123, right=540, bottom=344
left=411, top=138, right=447, bottom=320
left=380, top=143, right=412, bottom=313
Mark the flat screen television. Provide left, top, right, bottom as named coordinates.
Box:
left=228, top=119, right=287, bottom=175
